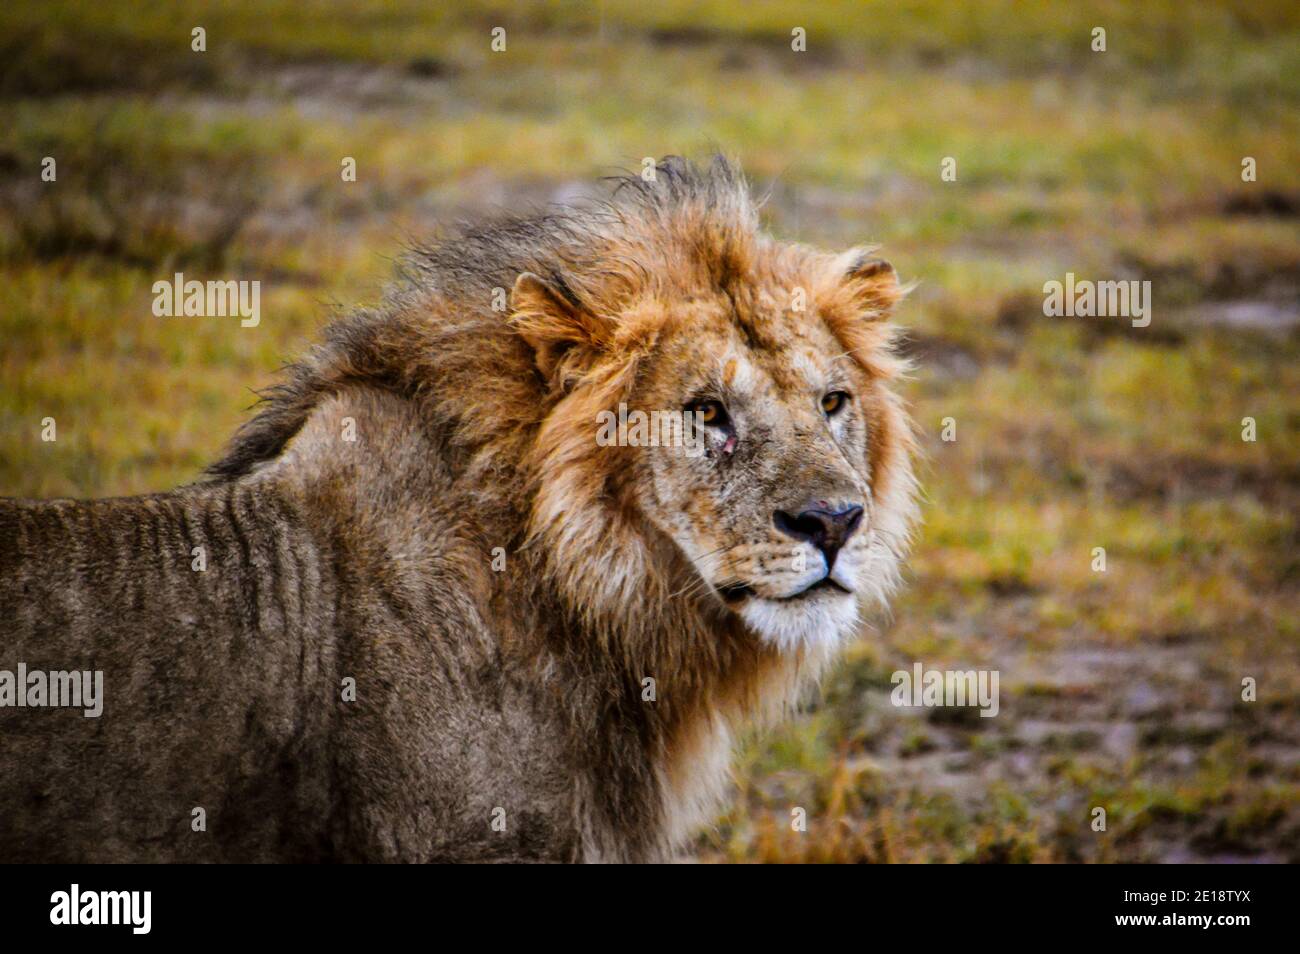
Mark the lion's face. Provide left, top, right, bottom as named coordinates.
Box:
left=627, top=286, right=906, bottom=653
left=513, top=232, right=914, bottom=657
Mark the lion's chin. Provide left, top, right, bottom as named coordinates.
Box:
left=736, top=589, right=860, bottom=654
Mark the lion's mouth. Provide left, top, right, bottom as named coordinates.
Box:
left=781, top=576, right=852, bottom=600
left=719, top=576, right=850, bottom=604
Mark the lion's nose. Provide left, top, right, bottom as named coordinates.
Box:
left=772, top=503, right=865, bottom=569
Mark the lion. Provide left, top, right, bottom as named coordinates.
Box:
left=0, top=156, right=917, bottom=862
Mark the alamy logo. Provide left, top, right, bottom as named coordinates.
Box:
left=0, top=664, right=103, bottom=717
left=152, top=272, right=261, bottom=327
left=1042, top=272, right=1151, bottom=327
left=596, top=403, right=706, bottom=457
left=890, top=662, right=1000, bottom=718
left=50, top=884, right=151, bottom=934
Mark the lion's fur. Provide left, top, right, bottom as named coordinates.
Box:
left=0, top=157, right=916, bottom=861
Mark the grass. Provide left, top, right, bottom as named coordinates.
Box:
left=1, top=0, right=1297, bottom=862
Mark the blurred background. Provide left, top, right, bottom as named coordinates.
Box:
left=1, top=1, right=1296, bottom=862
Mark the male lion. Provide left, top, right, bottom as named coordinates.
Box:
left=0, top=157, right=917, bottom=862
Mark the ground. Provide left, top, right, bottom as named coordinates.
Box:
left=1, top=1, right=1297, bottom=862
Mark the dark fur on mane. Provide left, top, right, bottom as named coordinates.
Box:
left=206, top=155, right=759, bottom=480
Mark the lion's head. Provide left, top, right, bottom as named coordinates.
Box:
left=511, top=158, right=917, bottom=654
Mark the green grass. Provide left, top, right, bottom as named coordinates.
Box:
left=1, top=0, right=1297, bottom=862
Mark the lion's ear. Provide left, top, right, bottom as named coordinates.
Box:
left=510, top=271, right=606, bottom=386
left=833, top=247, right=902, bottom=321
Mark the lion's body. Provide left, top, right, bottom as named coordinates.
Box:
left=0, top=388, right=649, bottom=862
left=0, top=158, right=915, bottom=862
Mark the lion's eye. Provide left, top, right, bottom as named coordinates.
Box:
left=821, top=391, right=850, bottom=416
left=689, top=400, right=729, bottom=428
